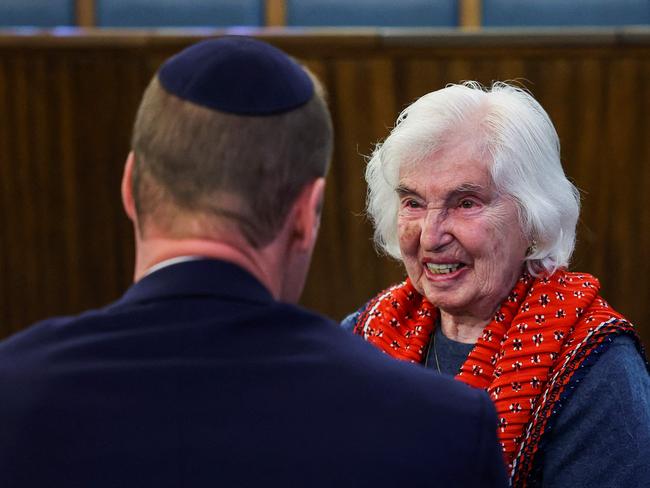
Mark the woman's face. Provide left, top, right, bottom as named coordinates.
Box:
left=397, top=144, right=528, bottom=321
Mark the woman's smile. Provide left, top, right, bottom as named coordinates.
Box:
left=424, top=262, right=466, bottom=275
left=422, top=261, right=469, bottom=286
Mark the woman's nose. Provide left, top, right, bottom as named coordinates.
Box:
left=420, top=207, right=453, bottom=250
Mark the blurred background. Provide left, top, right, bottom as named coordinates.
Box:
left=1, top=0, right=649, bottom=346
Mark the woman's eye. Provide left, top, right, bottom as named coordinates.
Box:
left=404, top=199, right=420, bottom=209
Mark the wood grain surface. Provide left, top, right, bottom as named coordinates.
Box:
left=1, top=28, right=648, bottom=347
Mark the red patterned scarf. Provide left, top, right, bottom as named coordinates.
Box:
left=353, top=270, right=641, bottom=485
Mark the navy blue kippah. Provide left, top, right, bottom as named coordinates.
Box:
left=158, top=36, right=314, bottom=116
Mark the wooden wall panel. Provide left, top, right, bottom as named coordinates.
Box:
left=0, top=30, right=649, bottom=348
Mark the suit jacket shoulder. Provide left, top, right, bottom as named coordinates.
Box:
left=0, top=259, right=506, bottom=487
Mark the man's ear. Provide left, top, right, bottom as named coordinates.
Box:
left=121, top=152, right=137, bottom=223
left=291, top=177, right=326, bottom=251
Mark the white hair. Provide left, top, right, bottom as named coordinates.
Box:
left=366, top=81, right=580, bottom=276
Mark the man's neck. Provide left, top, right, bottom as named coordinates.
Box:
left=133, top=236, right=279, bottom=299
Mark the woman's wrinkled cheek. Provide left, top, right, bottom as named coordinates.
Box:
left=399, top=219, right=425, bottom=294
left=398, top=220, right=421, bottom=255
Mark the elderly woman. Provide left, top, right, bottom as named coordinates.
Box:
left=343, top=82, right=650, bottom=487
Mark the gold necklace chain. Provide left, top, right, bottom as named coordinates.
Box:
left=432, top=331, right=442, bottom=373
left=424, top=330, right=442, bottom=373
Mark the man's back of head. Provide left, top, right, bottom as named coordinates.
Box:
left=123, top=36, right=333, bottom=302
left=0, top=37, right=507, bottom=488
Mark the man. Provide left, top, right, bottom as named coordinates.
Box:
left=0, top=37, right=507, bottom=487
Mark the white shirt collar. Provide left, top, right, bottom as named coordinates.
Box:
left=142, top=255, right=205, bottom=278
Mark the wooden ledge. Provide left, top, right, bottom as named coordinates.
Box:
left=0, top=26, right=648, bottom=50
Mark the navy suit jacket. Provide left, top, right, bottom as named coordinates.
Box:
left=0, top=259, right=507, bottom=487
